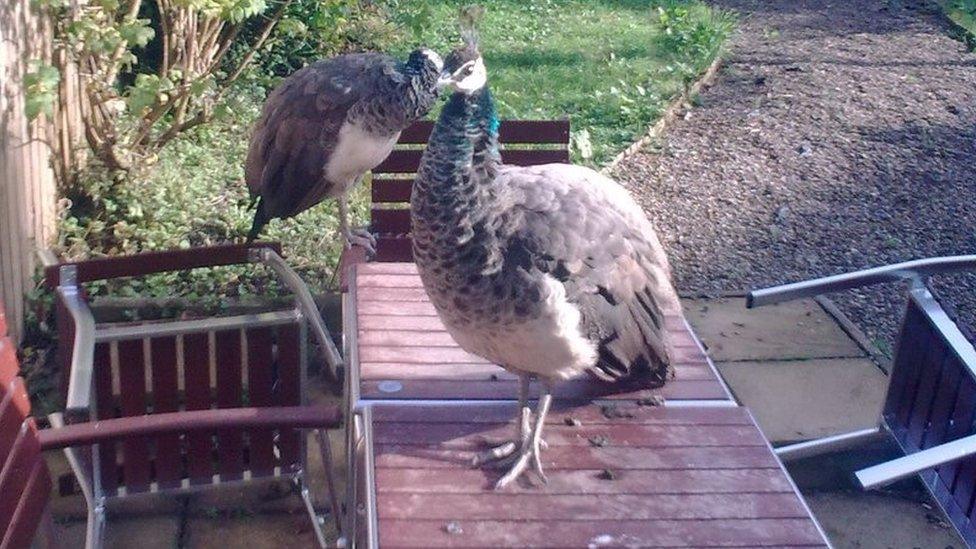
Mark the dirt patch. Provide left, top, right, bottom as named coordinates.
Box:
left=614, top=0, right=976, bottom=351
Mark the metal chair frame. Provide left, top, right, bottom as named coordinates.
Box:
left=749, top=255, right=976, bottom=546
left=44, top=243, right=344, bottom=548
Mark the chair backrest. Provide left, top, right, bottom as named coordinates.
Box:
left=368, top=119, right=571, bottom=262
left=0, top=310, right=51, bottom=548
left=89, top=322, right=307, bottom=495
left=43, top=244, right=311, bottom=496
left=883, top=286, right=976, bottom=533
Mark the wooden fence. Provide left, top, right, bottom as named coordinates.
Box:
left=0, top=0, right=73, bottom=342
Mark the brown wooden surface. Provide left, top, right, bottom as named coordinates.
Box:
left=183, top=332, right=215, bottom=484
left=215, top=330, right=245, bottom=481
left=368, top=403, right=827, bottom=547
left=0, top=330, right=51, bottom=549
left=246, top=327, right=276, bottom=476
left=43, top=242, right=281, bottom=288
left=397, top=120, right=570, bottom=144
left=149, top=336, right=182, bottom=488
left=275, top=325, right=302, bottom=470
left=117, top=339, right=151, bottom=492
left=352, top=263, right=730, bottom=403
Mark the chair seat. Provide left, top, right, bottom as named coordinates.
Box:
left=361, top=401, right=829, bottom=547
left=348, top=262, right=733, bottom=403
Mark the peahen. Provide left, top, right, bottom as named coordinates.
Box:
left=244, top=48, right=444, bottom=253
left=411, top=35, right=680, bottom=489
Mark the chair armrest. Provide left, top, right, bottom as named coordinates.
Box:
left=747, top=255, right=976, bottom=309
left=856, top=432, right=976, bottom=489
left=44, top=242, right=282, bottom=288
left=38, top=405, right=342, bottom=451
left=338, top=245, right=369, bottom=293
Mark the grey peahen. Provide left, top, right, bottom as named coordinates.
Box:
left=411, top=35, right=679, bottom=489
left=245, top=49, right=444, bottom=252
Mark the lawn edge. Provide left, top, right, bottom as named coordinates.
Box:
left=601, top=55, right=724, bottom=176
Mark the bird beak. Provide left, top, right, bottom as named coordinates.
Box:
left=436, top=70, right=455, bottom=92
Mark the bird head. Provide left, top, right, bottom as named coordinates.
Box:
left=437, top=6, right=487, bottom=95
left=407, top=48, right=444, bottom=76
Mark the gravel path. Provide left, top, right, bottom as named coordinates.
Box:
left=614, top=0, right=976, bottom=353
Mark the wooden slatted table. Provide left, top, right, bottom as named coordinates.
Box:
left=346, top=263, right=733, bottom=404
left=357, top=402, right=829, bottom=547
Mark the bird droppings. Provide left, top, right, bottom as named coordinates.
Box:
left=637, top=395, right=666, bottom=407
left=600, top=403, right=634, bottom=419
left=597, top=469, right=617, bottom=481
left=444, top=521, right=463, bottom=535
left=588, top=435, right=610, bottom=447
left=564, top=417, right=582, bottom=427
left=588, top=534, right=616, bottom=548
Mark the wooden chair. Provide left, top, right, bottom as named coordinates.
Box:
left=0, top=308, right=343, bottom=549
left=748, top=255, right=976, bottom=546
left=338, top=120, right=573, bottom=279
left=41, top=243, right=344, bottom=548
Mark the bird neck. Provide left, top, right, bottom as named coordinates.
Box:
left=414, top=87, right=500, bottom=206
left=397, top=62, right=441, bottom=121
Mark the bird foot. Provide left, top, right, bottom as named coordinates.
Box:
left=343, top=226, right=377, bottom=256
left=492, top=436, right=548, bottom=490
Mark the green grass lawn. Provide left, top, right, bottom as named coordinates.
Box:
left=398, top=0, right=734, bottom=165
left=56, top=0, right=733, bottom=298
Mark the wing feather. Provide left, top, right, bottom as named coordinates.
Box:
left=495, top=163, right=678, bottom=383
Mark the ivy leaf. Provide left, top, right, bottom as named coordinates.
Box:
left=119, top=19, right=155, bottom=48
left=24, top=63, right=60, bottom=120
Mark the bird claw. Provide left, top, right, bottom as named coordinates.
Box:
left=471, top=441, right=518, bottom=466
left=344, top=226, right=377, bottom=256
left=492, top=436, right=547, bottom=490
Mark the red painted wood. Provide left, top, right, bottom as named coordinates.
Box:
left=889, top=305, right=931, bottom=424
left=245, top=327, right=276, bottom=476
left=2, top=460, right=50, bottom=549
left=396, top=120, right=570, bottom=145
left=359, top=263, right=420, bottom=275
left=92, top=342, right=119, bottom=492
left=360, top=362, right=714, bottom=381
left=372, top=422, right=766, bottom=449
left=375, top=238, right=414, bottom=263
left=149, top=337, right=182, bottom=488
left=43, top=242, right=282, bottom=288
left=0, top=424, right=42, bottom=539
left=939, top=375, right=976, bottom=491
left=369, top=403, right=753, bottom=426
left=275, top=325, right=302, bottom=469
left=375, top=149, right=569, bottom=173
left=373, top=444, right=778, bottom=471
left=357, top=287, right=431, bottom=302
left=361, top=378, right=726, bottom=401
left=214, top=330, right=245, bottom=480
left=374, top=468, right=792, bottom=495
left=920, top=353, right=963, bottom=451
left=0, top=311, right=5, bottom=336
left=372, top=178, right=414, bottom=203
left=370, top=208, right=411, bottom=235
left=377, top=518, right=825, bottom=548
left=905, top=337, right=948, bottom=448
left=357, top=313, right=687, bottom=334
left=0, top=378, right=31, bottom=468
left=182, top=333, right=215, bottom=484
left=377, top=492, right=809, bottom=521
left=117, top=339, right=151, bottom=493
left=0, top=337, right=17, bottom=387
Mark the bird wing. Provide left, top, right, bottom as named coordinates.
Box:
left=244, top=54, right=387, bottom=219
left=493, top=163, right=678, bottom=383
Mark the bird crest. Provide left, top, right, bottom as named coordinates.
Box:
left=458, top=5, right=484, bottom=49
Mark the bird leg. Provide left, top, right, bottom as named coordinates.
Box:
left=338, top=195, right=376, bottom=255
left=494, top=381, right=552, bottom=490
left=472, top=374, right=531, bottom=466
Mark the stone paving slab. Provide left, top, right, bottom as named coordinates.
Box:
left=183, top=512, right=319, bottom=548
left=716, top=357, right=887, bottom=443
left=804, top=490, right=962, bottom=549
left=55, top=515, right=181, bottom=548
left=683, top=297, right=864, bottom=361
